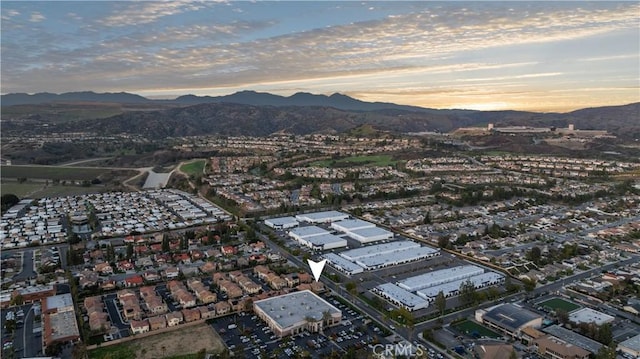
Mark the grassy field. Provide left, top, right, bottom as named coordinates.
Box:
left=539, top=297, right=581, bottom=313
left=0, top=182, right=44, bottom=197
left=89, top=324, right=224, bottom=359
left=453, top=320, right=502, bottom=339
left=1, top=182, right=107, bottom=198
left=309, top=155, right=397, bottom=168
left=180, top=160, right=206, bottom=176
left=1, top=166, right=116, bottom=181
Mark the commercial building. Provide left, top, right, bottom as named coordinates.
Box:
left=323, top=253, right=364, bottom=275
left=618, top=334, right=640, bottom=358
left=264, top=216, right=299, bottom=230
left=476, top=303, right=542, bottom=338
left=337, top=240, right=439, bottom=270
left=568, top=308, right=615, bottom=326
left=372, top=283, right=428, bottom=311
left=330, top=219, right=375, bottom=232
left=253, top=290, right=342, bottom=337
left=398, top=265, right=484, bottom=292
left=346, top=227, right=394, bottom=243
left=295, top=211, right=349, bottom=224
left=288, top=226, right=347, bottom=250
left=416, top=272, right=505, bottom=301
left=43, top=293, right=80, bottom=349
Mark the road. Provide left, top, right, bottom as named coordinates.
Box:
left=12, top=250, right=36, bottom=282
left=104, top=294, right=130, bottom=339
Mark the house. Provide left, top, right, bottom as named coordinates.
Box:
left=88, top=311, right=110, bottom=332
left=164, top=267, right=180, bottom=279
left=176, top=291, right=196, bottom=308
left=236, top=257, right=249, bottom=267
left=145, top=295, right=168, bottom=315
left=198, top=306, right=216, bottom=320
left=173, top=252, right=191, bottom=264
left=100, top=280, right=117, bottom=291
left=190, top=250, right=205, bottom=261
left=297, top=273, right=313, bottom=284
left=117, top=289, right=137, bottom=302
left=148, top=315, right=167, bottom=331
left=78, top=270, right=99, bottom=289
left=219, top=281, right=243, bottom=298
left=122, top=298, right=143, bottom=321
left=154, top=253, right=171, bottom=265
left=143, top=270, right=161, bottom=282
left=284, top=274, right=299, bottom=288
left=181, top=308, right=201, bottom=323
left=266, top=273, right=287, bottom=290
left=124, top=275, right=144, bottom=288
left=215, top=301, right=231, bottom=315
left=166, top=311, right=183, bottom=327
left=254, top=265, right=271, bottom=280
left=130, top=319, right=150, bottom=334
left=117, top=260, right=135, bottom=271
left=94, top=262, right=113, bottom=275
left=136, top=256, right=154, bottom=267
left=150, top=243, right=163, bottom=253
left=199, top=261, right=216, bottom=274
left=221, top=245, right=237, bottom=255
left=205, top=248, right=221, bottom=258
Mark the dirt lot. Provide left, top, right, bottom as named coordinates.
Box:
left=90, top=323, right=225, bottom=359
left=134, top=324, right=224, bottom=359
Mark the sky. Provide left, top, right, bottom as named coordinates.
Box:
left=1, top=1, right=639, bottom=112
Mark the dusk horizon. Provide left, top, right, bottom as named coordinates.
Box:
left=2, top=1, right=639, bottom=112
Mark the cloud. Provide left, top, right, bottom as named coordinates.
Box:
left=29, top=12, right=45, bottom=22
left=97, top=0, right=206, bottom=27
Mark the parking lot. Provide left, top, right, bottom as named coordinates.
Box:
left=209, top=293, right=391, bottom=358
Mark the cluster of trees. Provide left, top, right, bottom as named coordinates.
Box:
left=1, top=193, right=20, bottom=213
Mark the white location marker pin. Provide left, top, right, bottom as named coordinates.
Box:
left=307, top=258, right=326, bottom=282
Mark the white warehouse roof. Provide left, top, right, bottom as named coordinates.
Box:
left=289, top=226, right=329, bottom=239
left=331, top=219, right=375, bottom=232
left=295, top=211, right=349, bottom=223
left=397, top=265, right=484, bottom=292
left=374, top=283, right=428, bottom=311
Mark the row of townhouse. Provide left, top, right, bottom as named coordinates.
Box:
left=130, top=306, right=217, bottom=334
left=84, top=296, right=110, bottom=333
left=140, top=286, right=168, bottom=315
left=187, top=279, right=217, bottom=304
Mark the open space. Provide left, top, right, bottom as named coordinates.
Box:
left=0, top=181, right=108, bottom=199
left=538, top=297, right=581, bottom=313
left=180, top=160, right=206, bottom=176
left=452, top=320, right=502, bottom=339
left=88, top=323, right=224, bottom=359
left=309, top=155, right=397, bottom=168
left=0, top=165, right=134, bottom=181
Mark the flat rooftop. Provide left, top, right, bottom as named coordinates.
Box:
left=305, top=234, right=347, bottom=247
left=398, top=265, right=483, bottom=292
left=375, top=283, right=427, bottom=309
left=49, top=310, right=80, bottom=342
left=331, top=219, right=375, bottom=231
left=289, top=226, right=329, bottom=238
left=348, top=227, right=393, bottom=239
left=619, top=333, right=640, bottom=352
left=340, top=240, right=420, bottom=261
left=417, top=272, right=504, bottom=298
left=568, top=307, right=615, bottom=325
left=355, top=246, right=438, bottom=269
left=324, top=253, right=364, bottom=273
left=266, top=216, right=298, bottom=226
left=254, top=290, right=341, bottom=330
left=46, top=293, right=74, bottom=310
left=543, top=325, right=603, bottom=354
left=483, top=303, right=541, bottom=333
left=296, top=211, right=348, bottom=223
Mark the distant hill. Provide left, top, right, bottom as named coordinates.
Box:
left=2, top=90, right=637, bottom=139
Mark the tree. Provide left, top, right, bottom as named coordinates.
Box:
left=594, top=345, right=616, bottom=359
left=162, top=236, right=170, bottom=252
left=527, top=246, right=542, bottom=264
left=1, top=193, right=20, bottom=212
left=11, top=294, right=24, bottom=306
left=556, top=309, right=569, bottom=324
left=434, top=291, right=446, bottom=316
left=126, top=243, right=134, bottom=260
left=459, top=280, right=477, bottom=306
left=345, top=282, right=357, bottom=295
left=509, top=349, right=517, bottom=359
left=596, top=323, right=613, bottom=345
left=521, top=278, right=537, bottom=292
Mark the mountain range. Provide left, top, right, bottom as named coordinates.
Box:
left=1, top=91, right=638, bottom=139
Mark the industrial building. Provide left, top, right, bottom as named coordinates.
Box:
left=373, top=283, right=428, bottom=311
left=264, top=216, right=299, bottom=230
left=398, top=265, right=484, bottom=292
left=337, top=240, right=439, bottom=270
left=253, top=290, right=342, bottom=337
left=476, top=303, right=542, bottom=339
left=330, top=219, right=393, bottom=243
left=416, top=272, right=505, bottom=301
left=330, top=219, right=375, bottom=232
left=288, top=226, right=347, bottom=250
left=295, top=211, right=349, bottom=224
left=323, top=253, right=364, bottom=275
left=618, top=334, right=640, bottom=358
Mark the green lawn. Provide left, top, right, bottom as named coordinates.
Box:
left=309, top=155, right=397, bottom=168
left=453, top=320, right=501, bottom=339
left=539, top=297, right=580, bottom=313
left=0, top=182, right=44, bottom=197
left=1, top=166, right=112, bottom=181
left=180, top=160, right=206, bottom=176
